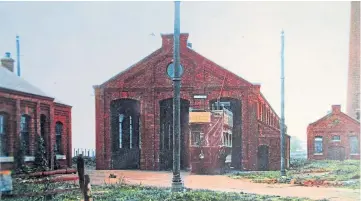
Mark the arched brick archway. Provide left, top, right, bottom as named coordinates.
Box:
left=257, top=145, right=269, bottom=171
left=209, top=97, right=242, bottom=169
left=159, top=98, right=190, bottom=170
left=110, top=98, right=141, bottom=169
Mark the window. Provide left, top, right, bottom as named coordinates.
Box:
left=192, top=131, right=201, bottom=146
left=55, top=122, right=63, bottom=154
left=119, top=114, right=124, bottom=148
left=0, top=114, right=7, bottom=156
left=20, top=115, right=30, bottom=155
left=356, top=111, right=360, bottom=121
left=223, top=131, right=232, bottom=147
left=314, top=136, right=323, bottom=154
left=331, top=135, right=341, bottom=141
left=349, top=136, right=359, bottom=154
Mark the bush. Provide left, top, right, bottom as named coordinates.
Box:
left=289, top=158, right=309, bottom=169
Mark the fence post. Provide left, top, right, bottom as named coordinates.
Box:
left=84, top=174, right=92, bottom=201
left=77, top=154, right=85, bottom=193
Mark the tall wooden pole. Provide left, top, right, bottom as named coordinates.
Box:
left=280, top=30, right=286, bottom=176
left=171, top=1, right=183, bottom=192
left=16, top=35, right=21, bottom=77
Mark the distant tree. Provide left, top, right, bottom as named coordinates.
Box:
left=34, top=134, right=49, bottom=171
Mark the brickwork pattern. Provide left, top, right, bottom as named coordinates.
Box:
left=307, top=105, right=360, bottom=160
left=95, top=34, right=290, bottom=171
left=0, top=89, right=72, bottom=170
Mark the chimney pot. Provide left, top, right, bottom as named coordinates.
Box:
left=1, top=52, right=15, bottom=72
left=332, top=105, right=341, bottom=114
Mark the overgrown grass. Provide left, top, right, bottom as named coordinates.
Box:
left=2, top=183, right=329, bottom=201
left=230, top=160, right=360, bottom=189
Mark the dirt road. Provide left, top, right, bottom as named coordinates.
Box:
left=87, top=170, right=360, bottom=201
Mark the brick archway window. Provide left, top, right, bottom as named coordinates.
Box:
left=349, top=136, right=359, bottom=154
left=314, top=136, right=323, bottom=154
left=20, top=114, right=31, bottom=155
left=0, top=113, right=8, bottom=156
left=55, top=121, right=63, bottom=154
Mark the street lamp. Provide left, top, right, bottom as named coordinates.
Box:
left=171, top=1, right=184, bottom=192
left=280, top=30, right=286, bottom=177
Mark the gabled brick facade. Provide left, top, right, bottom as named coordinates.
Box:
left=307, top=105, right=360, bottom=160
left=94, top=33, right=290, bottom=171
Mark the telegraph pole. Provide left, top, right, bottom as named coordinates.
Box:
left=280, top=30, right=286, bottom=177
left=171, top=1, right=184, bottom=192
left=16, top=35, right=21, bottom=77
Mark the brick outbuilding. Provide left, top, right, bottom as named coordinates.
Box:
left=94, top=33, right=290, bottom=171
left=307, top=105, right=360, bottom=160
left=0, top=52, right=72, bottom=170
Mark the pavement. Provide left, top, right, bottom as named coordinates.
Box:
left=87, top=170, right=360, bottom=201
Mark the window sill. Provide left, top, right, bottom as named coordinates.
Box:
left=314, top=153, right=323, bottom=155
left=331, top=140, right=341, bottom=142
left=350, top=153, right=360, bottom=156
left=56, top=155, right=66, bottom=160
left=0, top=157, right=14, bottom=163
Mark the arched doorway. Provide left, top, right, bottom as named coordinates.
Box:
left=209, top=98, right=242, bottom=169
left=111, top=99, right=141, bottom=169
left=159, top=98, right=190, bottom=171
left=327, top=146, right=345, bottom=161
left=257, top=145, right=269, bottom=171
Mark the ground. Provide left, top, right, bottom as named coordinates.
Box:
left=4, top=159, right=360, bottom=201
left=86, top=169, right=359, bottom=201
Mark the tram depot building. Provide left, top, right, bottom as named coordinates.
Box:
left=94, top=33, right=291, bottom=172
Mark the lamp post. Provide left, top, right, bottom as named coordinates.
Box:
left=171, top=0, right=184, bottom=192
left=280, top=30, right=286, bottom=177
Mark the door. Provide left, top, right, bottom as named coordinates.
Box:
left=258, top=145, right=269, bottom=171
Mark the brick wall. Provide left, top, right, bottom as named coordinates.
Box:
left=0, top=89, right=72, bottom=170
left=95, top=33, right=288, bottom=171
left=307, top=105, right=360, bottom=160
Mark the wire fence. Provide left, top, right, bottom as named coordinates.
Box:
left=73, top=148, right=95, bottom=158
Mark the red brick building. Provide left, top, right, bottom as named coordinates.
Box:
left=307, top=105, right=360, bottom=160
left=94, top=33, right=290, bottom=171
left=0, top=52, right=72, bottom=170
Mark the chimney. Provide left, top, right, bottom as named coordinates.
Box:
left=161, top=33, right=189, bottom=50
left=1, top=52, right=15, bottom=72
left=332, top=105, right=341, bottom=114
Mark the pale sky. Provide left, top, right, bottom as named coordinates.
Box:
left=0, top=1, right=351, bottom=150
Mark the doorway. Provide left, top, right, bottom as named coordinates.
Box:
left=159, top=98, right=190, bottom=170
left=111, top=99, right=141, bottom=169
left=209, top=98, right=242, bottom=169
left=257, top=145, right=269, bottom=171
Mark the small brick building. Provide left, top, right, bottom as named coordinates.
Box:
left=94, top=33, right=290, bottom=171
left=307, top=105, right=360, bottom=160
left=0, top=52, right=72, bottom=170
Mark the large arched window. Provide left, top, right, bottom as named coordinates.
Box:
left=20, top=115, right=30, bottom=155
left=55, top=122, right=63, bottom=154
left=0, top=113, right=8, bottom=156
left=349, top=136, right=359, bottom=154
left=314, top=136, right=323, bottom=154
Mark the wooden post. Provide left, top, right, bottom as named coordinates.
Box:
left=84, top=175, right=92, bottom=201
left=77, top=154, right=85, bottom=193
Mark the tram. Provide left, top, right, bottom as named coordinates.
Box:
left=189, top=107, right=233, bottom=174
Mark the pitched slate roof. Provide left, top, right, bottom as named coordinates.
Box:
left=0, top=65, right=52, bottom=98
